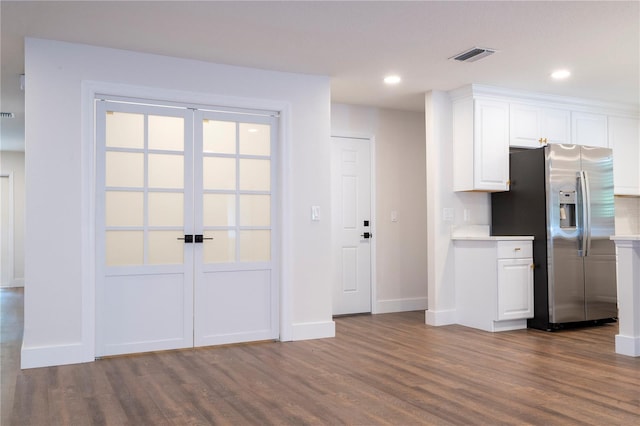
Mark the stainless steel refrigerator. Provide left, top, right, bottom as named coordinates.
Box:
left=491, top=144, right=617, bottom=330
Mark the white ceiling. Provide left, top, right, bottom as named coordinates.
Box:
left=1, top=1, right=639, bottom=151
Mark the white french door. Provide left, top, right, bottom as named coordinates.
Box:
left=95, top=99, right=278, bottom=357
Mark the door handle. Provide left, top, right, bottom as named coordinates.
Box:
left=177, top=235, right=194, bottom=243
left=194, top=234, right=214, bottom=243
left=360, top=232, right=372, bottom=239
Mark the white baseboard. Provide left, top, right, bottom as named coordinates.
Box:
left=21, top=342, right=93, bottom=369
left=425, top=309, right=456, bottom=326
left=12, top=278, right=25, bottom=287
left=291, top=320, right=335, bottom=341
left=615, top=334, right=640, bottom=357
left=375, top=297, right=428, bottom=314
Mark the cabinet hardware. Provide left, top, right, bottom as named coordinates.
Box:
left=177, top=235, right=194, bottom=243
left=514, top=247, right=521, bottom=251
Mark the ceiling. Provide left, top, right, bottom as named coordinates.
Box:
left=1, top=1, right=639, bottom=152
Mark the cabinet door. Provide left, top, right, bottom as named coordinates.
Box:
left=474, top=100, right=509, bottom=191
left=572, top=112, right=608, bottom=147
left=542, top=108, right=571, bottom=145
left=497, top=258, right=534, bottom=320
left=609, top=116, right=640, bottom=196
left=510, top=104, right=542, bottom=148
left=510, top=105, right=570, bottom=148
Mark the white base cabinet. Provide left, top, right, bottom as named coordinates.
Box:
left=454, top=238, right=534, bottom=332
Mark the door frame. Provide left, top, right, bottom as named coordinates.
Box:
left=81, top=81, right=293, bottom=362
left=330, top=133, right=377, bottom=314
left=0, top=173, right=14, bottom=287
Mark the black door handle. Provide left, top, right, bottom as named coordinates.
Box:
left=194, top=234, right=214, bottom=243
left=177, top=235, right=194, bottom=243
left=360, top=232, right=372, bottom=239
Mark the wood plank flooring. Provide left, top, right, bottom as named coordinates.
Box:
left=2, top=287, right=639, bottom=425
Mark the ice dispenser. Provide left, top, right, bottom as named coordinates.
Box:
left=559, top=191, right=576, bottom=228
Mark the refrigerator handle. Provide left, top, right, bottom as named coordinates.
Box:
left=579, top=170, right=592, bottom=257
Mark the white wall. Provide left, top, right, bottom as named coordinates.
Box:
left=0, top=151, right=25, bottom=287
left=424, top=91, right=491, bottom=325
left=331, top=103, right=428, bottom=313
left=23, top=38, right=334, bottom=368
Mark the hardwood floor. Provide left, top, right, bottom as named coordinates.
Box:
left=2, top=288, right=639, bottom=425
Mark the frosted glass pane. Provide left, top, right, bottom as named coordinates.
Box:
left=240, top=230, right=270, bottom=262
left=203, top=120, right=236, bottom=154
left=148, top=231, right=184, bottom=264
left=106, top=152, right=144, bottom=188
left=148, top=154, right=184, bottom=189
left=106, top=111, right=144, bottom=149
left=203, top=157, right=236, bottom=190
left=149, top=192, right=184, bottom=226
left=203, top=194, right=236, bottom=227
left=149, top=115, right=184, bottom=151
left=239, top=159, right=270, bottom=191
left=239, top=123, right=270, bottom=156
left=106, top=231, right=143, bottom=266
left=106, top=191, right=143, bottom=227
left=203, top=230, right=236, bottom=263
left=239, top=195, right=270, bottom=226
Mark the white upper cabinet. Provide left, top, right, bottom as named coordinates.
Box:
left=450, top=85, right=638, bottom=193
left=609, top=116, right=640, bottom=196
left=510, top=104, right=570, bottom=148
left=453, top=97, right=509, bottom=192
left=572, top=112, right=608, bottom=147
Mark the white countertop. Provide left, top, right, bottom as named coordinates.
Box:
left=611, top=235, right=640, bottom=241
left=450, top=225, right=534, bottom=241
left=452, top=235, right=534, bottom=241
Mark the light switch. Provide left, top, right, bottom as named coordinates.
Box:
left=311, top=205, right=320, bottom=221
left=443, top=208, right=454, bottom=222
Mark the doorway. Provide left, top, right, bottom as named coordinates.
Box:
left=331, top=136, right=373, bottom=315
left=0, top=174, right=13, bottom=288
left=95, top=99, right=279, bottom=357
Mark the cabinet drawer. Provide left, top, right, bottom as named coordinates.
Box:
left=497, top=241, right=532, bottom=259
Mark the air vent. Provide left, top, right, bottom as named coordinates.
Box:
left=0, top=112, right=15, bottom=118
left=450, top=47, right=496, bottom=62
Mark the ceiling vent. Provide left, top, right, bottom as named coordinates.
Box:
left=450, top=47, right=496, bottom=62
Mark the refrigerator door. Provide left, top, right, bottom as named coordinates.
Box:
left=580, top=146, right=617, bottom=320
left=546, top=144, right=585, bottom=323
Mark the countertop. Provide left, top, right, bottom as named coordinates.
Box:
left=611, top=235, right=640, bottom=241
left=450, top=225, right=534, bottom=241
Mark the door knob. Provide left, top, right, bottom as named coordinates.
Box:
left=194, top=234, right=214, bottom=243
left=360, top=232, right=372, bottom=239
left=177, top=235, right=194, bottom=243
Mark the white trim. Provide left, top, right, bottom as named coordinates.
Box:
left=21, top=342, right=91, bottom=369
left=376, top=297, right=428, bottom=314
left=80, top=80, right=294, bottom=361
left=425, top=309, right=456, bottom=326
left=449, top=84, right=640, bottom=117
left=615, top=335, right=640, bottom=357
left=291, top=320, right=336, bottom=341
left=0, top=173, right=15, bottom=288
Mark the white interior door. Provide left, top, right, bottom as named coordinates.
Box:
left=96, top=100, right=278, bottom=357
left=331, top=136, right=372, bottom=315
left=96, top=101, right=194, bottom=357
left=193, top=111, right=279, bottom=346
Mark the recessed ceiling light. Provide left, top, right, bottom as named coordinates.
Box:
left=384, top=75, right=401, bottom=85
left=551, top=69, right=571, bottom=80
